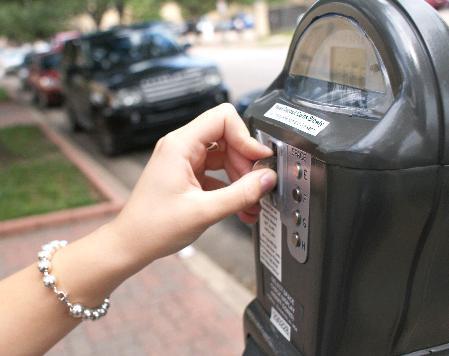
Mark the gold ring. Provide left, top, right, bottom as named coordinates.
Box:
left=206, top=142, right=220, bottom=152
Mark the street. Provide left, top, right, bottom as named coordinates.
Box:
left=191, top=45, right=288, bottom=100
left=5, top=44, right=289, bottom=291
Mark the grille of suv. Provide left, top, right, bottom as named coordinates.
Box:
left=140, top=68, right=210, bottom=103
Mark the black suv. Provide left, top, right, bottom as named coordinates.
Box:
left=61, top=24, right=228, bottom=155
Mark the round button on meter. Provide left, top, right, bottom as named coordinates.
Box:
left=292, top=187, right=303, bottom=202
left=291, top=232, right=301, bottom=247
left=297, top=162, right=303, bottom=179
left=295, top=210, right=302, bottom=225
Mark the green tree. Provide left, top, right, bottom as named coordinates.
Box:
left=0, top=0, right=79, bottom=42
left=127, top=0, right=161, bottom=22
left=84, top=0, right=113, bottom=28
left=175, top=0, right=216, bottom=19
left=0, top=0, right=123, bottom=42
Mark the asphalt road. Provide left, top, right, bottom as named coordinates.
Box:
left=6, top=44, right=289, bottom=292
left=191, top=45, right=288, bottom=100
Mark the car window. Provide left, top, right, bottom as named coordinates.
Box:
left=41, top=53, right=61, bottom=70
left=89, top=29, right=181, bottom=71
left=143, top=32, right=179, bottom=58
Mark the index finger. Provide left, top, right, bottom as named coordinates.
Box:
left=180, top=103, right=273, bottom=160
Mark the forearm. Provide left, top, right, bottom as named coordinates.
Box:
left=0, top=223, right=145, bottom=356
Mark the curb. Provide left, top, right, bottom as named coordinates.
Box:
left=179, top=247, right=254, bottom=315
left=0, top=108, right=129, bottom=237
left=0, top=202, right=122, bottom=236
left=37, top=122, right=128, bottom=204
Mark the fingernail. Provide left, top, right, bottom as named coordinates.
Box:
left=260, top=171, right=277, bottom=194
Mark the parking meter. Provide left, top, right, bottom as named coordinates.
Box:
left=242, top=0, right=449, bottom=355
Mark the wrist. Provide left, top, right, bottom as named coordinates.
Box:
left=108, top=213, right=167, bottom=267
left=49, top=223, right=137, bottom=306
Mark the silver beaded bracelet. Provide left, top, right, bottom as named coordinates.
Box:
left=38, top=240, right=111, bottom=321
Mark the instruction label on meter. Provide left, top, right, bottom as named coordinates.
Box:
left=267, top=275, right=299, bottom=342
left=264, top=103, right=329, bottom=136
left=271, top=307, right=291, bottom=341
left=260, top=197, right=282, bottom=282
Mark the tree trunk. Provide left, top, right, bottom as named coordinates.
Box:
left=115, top=0, right=125, bottom=24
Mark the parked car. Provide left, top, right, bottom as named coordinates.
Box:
left=425, top=0, right=448, bottom=9
left=127, top=21, right=187, bottom=37
left=231, top=13, right=254, bottom=31
left=215, top=13, right=254, bottom=33
left=28, top=51, right=63, bottom=107
left=61, top=25, right=229, bottom=155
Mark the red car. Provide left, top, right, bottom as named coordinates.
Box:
left=28, top=51, right=63, bottom=107
left=426, top=0, right=448, bottom=9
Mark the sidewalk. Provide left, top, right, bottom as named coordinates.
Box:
left=0, top=217, right=245, bottom=355
left=0, top=98, right=251, bottom=355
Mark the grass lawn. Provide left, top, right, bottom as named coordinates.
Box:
left=0, top=87, right=8, bottom=102
left=0, top=125, right=102, bottom=221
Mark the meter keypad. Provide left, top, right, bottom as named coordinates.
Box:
left=286, top=146, right=311, bottom=264
left=255, top=129, right=311, bottom=264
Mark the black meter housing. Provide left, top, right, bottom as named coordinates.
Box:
left=243, top=0, right=449, bottom=355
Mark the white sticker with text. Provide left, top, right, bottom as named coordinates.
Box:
left=260, top=197, right=282, bottom=282
left=264, top=103, right=330, bottom=136
left=270, top=307, right=291, bottom=341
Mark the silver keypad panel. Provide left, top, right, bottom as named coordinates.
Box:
left=286, top=145, right=311, bottom=263
left=256, top=130, right=311, bottom=264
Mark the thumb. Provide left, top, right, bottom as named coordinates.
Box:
left=202, top=168, right=277, bottom=223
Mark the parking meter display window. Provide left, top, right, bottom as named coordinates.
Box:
left=287, top=15, right=393, bottom=116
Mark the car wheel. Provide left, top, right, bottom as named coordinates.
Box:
left=96, top=116, right=121, bottom=156
left=66, top=105, right=83, bottom=132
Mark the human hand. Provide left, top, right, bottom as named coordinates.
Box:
left=110, top=103, right=277, bottom=263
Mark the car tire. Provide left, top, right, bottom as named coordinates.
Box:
left=95, top=116, right=122, bottom=156
left=66, top=105, right=83, bottom=132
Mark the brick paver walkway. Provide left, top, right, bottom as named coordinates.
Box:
left=0, top=215, right=244, bottom=355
